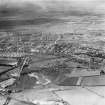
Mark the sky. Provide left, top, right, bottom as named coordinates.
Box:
left=0, top=0, right=105, bottom=31
left=0, top=0, right=105, bottom=14
left=0, top=0, right=104, bottom=9
left=0, top=0, right=105, bottom=19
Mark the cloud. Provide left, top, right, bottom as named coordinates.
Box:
left=0, top=0, right=105, bottom=30
left=0, top=0, right=105, bottom=18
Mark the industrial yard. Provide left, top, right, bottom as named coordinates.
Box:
left=0, top=30, right=105, bottom=105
